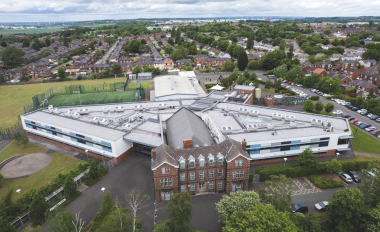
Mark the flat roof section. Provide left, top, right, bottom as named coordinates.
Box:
left=154, top=75, right=198, bottom=98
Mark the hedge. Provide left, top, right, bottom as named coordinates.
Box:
left=309, top=96, right=319, bottom=101
left=308, top=175, right=345, bottom=189
left=256, top=160, right=370, bottom=182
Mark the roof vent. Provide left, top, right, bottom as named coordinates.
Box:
left=103, top=107, right=109, bottom=113
left=221, top=126, right=232, bottom=132
left=311, top=118, right=323, bottom=126
left=267, top=123, right=275, bottom=130
left=249, top=109, right=259, bottom=116
left=289, top=122, right=297, bottom=128
left=53, top=108, right=60, bottom=114
left=115, top=106, right=124, bottom=112
left=159, top=103, right=168, bottom=109
left=134, top=105, right=143, bottom=111
left=122, top=123, right=133, bottom=131
left=239, top=107, right=248, bottom=114
left=247, top=124, right=259, bottom=131
left=99, top=118, right=109, bottom=125
left=224, top=106, right=230, bottom=112
left=272, top=113, right=283, bottom=120
left=65, top=110, right=71, bottom=117
left=71, top=112, right=80, bottom=118
left=78, top=108, right=89, bottom=115
left=194, top=144, right=200, bottom=147
left=91, top=117, right=99, bottom=123
left=48, top=105, right=54, bottom=112
left=144, top=105, right=150, bottom=110
left=284, top=115, right=295, bottom=121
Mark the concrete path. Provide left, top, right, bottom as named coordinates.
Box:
left=0, top=125, right=24, bottom=153
left=355, top=152, right=380, bottom=158
left=0, top=153, right=51, bottom=179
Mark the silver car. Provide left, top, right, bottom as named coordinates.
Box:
left=315, top=201, right=329, bottom=211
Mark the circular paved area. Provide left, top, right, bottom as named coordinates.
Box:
left=0, top=153, right=51, bottom=179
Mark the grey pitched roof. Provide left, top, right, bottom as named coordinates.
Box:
left=166, top=107, right=214, bottom=149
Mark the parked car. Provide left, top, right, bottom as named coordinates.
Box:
left=371, top=130, right=380, bottom=135
left=371, top=115, right=379, bottom=120
left=376, top=118, right=380, bottom=123
left=282, top=80, right=288, bottom=83
left=362, top=169, right=376, bottom=179
left=367, top=113, right=373, bottom=118
left=291, top=203, right=309, bottom=214
left=342, top=114, right=351, bottom=118
left=339, top=172, right=353, bottom=183
left=332, top=110, right=343, bottom=115
left=360, top=124, right=371, bottom=129
left=347, top=117, right=356, bottom=122
left=347, top=171, right=361, bottom=183
left=365, top=126, right=377, bottom=132
left=351, top=107, right=359, bottom=111
left=296, top=84, right=303, bottom=87
left=361, top=111, right=370, bottom=116
left=346, top=105, right=353, bottom=109
left=357, top=109, right=367, bottom=114
left=354, top=121, right=362, bottom=126
left=310, top=88, right=314, bottom=91
left=314, top=201, right=329, bottom=211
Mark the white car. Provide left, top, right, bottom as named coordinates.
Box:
left=332, top=110, right=342, bottom=115
left=357, top=109, right=367, bottom=114
left=315, top=201, right=329, bottom=211
left=365, top=126, right=376, bottom=132
left=367, top=113, right=373, bottom=118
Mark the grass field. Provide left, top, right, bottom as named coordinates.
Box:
left=350, top=125, right=380, bottom=155
left=340, top=155, right=380, bottom=162
left=0, top=78, right=152, bottom=129
left=0, top=28, right=63, bottom=35
left=0, top=140, right=47, bottom=163
left=0, top=152, right=83, bottom=200
left=48, top=90, right=138, bottom=107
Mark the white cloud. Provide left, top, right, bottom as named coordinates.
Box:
left=0, top=0, right=378, bottom=22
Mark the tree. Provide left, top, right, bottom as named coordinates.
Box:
left=175, top=29, right=180, bottom=44
left=167, top=191, right=193, bottom=232
left=126, top=188, right=149, bottom=232
left=296, top=148, right=318, bottom=169
left=20, top=134, right=29, bottom=148
left=369, top=20, right=374, bottom=28
left=112, top=64, right=122, bottom=75
left=63, top=174, right=77, bottom=197
left=237, top=50, right=248, bottom=71
left=58, top=67, right=66, bottom=80
left=29, top=193, right=49, bottom=222
left=287, top=43, right=294, bottom=59
left=264, top=80, right=272, bottom=89
left=0, top=75, right=5, bottom=83
left=303, top=100, right=315, bottom=113
left=361, top=49, right=380, bottom=62
left=95, top=50, right=102, bottom=57
left=223, top=204, right=297, bottom=232
left=188, top=46, right=197, bottom=55
left=171, top=46, right=186, bottom=61
left=164, top=45, right=174, bottom=56
left=45, top=37, right=51, bottom=47
left=97, top=206, right=137, bottom=232
left=216, top=191, right=260, bottom=225
left=246, top=32, right=254, bottom=49
left=1, top=41, right=7, bottom=47
left=171, top=27, right=176, bottom=38
left=324, top=188, right=365, bottom=232
left=274, top=79, right=282, bottom=90
left=129, top=39, right=140, bottom=53
left=259, top=175, right=293, bottom=212
left=324, top=29, right=332, bottom=35
left=218, top=40, right=229, bottom=51
left=0, top=46, right=25, bottom=68
left=326, top=159, right=342, bottom=173
left=369, top=88, right=375, bottom=98
left=324, top=102, right=334, bottom=113
left=132, top=66, right=141, bottom=75
left=290, top=213, right=321, bottom=232
left=314, top=101, right=324, bottom=112
left=22, top=38, right=30, bottom=47
left=14, top=132, right=22, bottom=145
left=367, top=203, right=380, bottom=232
left=221, top=60, right=235, bottom=71
left=168, top=37, right=174, bottom=46
left=47, top=206, right=84, bottom=232
left=261, top=50, right=286, bottom=70
left=247, top=60, right=261, bottom=70
left=63, top=37, right=69, bottom=47
left=279, top=40, right=286, bottom=51
left=359, top=160, right=380, bottom=207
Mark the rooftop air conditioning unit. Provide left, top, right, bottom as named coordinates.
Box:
left=91, top=117, right=99, bottom=123
left=249, top=109, right=259, bottom=116
left=159, top=103, right=168, bottom=109
left=53, top=108, right=60, bottom=114
left=103, top=107, right=109, bottom=113
left=221, top=126, right=232, bottom=132
left=78, top=108, right=89, bottom=115
left=272, top=113, right=283, bottom=120
left=289, top=122, right=297, bottom=128
left=267, top=124, right=275, bottom=130
left=128, top=115, right=136, bottom=122
left=239, top=108, right=248, bottom=114
left=48, top=105, right=54, bottom=112
left=326, top=126, right=334, bottom=132
left=311, top=118, right=323, bottom=126
left=122, top=123, right=133, bottom=131
left=224, top=106, right=230, bottom=112
left=115, top=106, right=124, bottom=112
left=71, top=112, right=80, bottom=118
left=99, top=118, right=109, bottom=125
left=134, top=105, right=143, bottom=111
left=284, top=115, right=295, bottom=122
left=247, top=124, right=259, bottom=131
left=65, top=110, right=72, bottom=117
left=144, top=105, right=150, bottom=110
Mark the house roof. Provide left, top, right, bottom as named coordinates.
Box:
left=313, top=68, right=326, bottom=74
left=352, top=80, right=377, bottom=89
left=165, top=107, right=214, bottom=149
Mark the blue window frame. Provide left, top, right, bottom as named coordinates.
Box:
left=320, top=137, right=330, bottom=141
left=249, top=150, right=260, bottom=155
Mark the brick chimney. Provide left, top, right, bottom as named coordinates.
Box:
left=151, top=148, right=156, bottom=161
left=242, top=139, right=247, bottom=151
left=183, top=139, right=193, bottom=148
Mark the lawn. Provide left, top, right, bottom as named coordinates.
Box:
left=0, top=152, right=83, bottom=200
left=350, top=125, right=380, bottom=155
left=340, top=155, right=380, bottom=162
left=0, top=28, right=63, bottom=35
left=262, top=88, right=275, bottom=93
left=0, top=140, right=47, bottom=163
left=0, top=79, right=152, bottom=129
left=48, top=90, right=138, bottom=107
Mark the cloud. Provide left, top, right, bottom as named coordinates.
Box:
left=0, top=0, right=378, bottom=22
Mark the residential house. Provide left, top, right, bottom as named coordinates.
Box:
left=30, top=67, right=51, bottom=78
left=194, top=55, right=209, bottom=66
left=350, top=80, right=378, bottom=94
left=164, top=59, right=174, bottom=70
left=218, top=52, right=231, bottom=59
left=176, top=59, right=193, bottom=69
left=63, top=66, right=80, bottom=75
left=119, top=63, right=133, bottom=72
left=89, top=64, right=109, bottom=73
left=344, top=67, right=365, bottom=80
left=301, top=63, right=311, bottom=73
left=336, top=60, right=359, bottom=71
left=26, top=62, right=47, bottom=72
left=135, top=61, right=155, bottom=69
left=201, top=58, right=230, bottom=69
left=359, top=59, right=377, bottom=67
left=314, top=61, right=333, bottom=71
left=313, top=68, right=327, bottom=77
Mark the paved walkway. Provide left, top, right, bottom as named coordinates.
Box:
left=0, top=153, right=51, bottom=179
left=0, top=126, right=24, bottom=153
left=355, top=152, right=380, bottom=158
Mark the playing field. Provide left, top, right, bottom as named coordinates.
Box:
left=48, top=90, right=138, bottom=107
left=0, top=28, right=63, bottom=35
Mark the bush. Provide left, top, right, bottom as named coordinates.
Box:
left=0, top=173, right=3, bottom=187
left=249, top=173, right=254, bottom=183
left=308, top=175, right=345, bottom=189
left=309, top=96, right=319, bottom=101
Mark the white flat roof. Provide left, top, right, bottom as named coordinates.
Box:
left=154, top=75, right=198, bottom=98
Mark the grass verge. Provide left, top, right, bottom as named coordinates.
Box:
left=0, top=152, right=83, bottom=200
left=350, top=125, right=380, bottom=155
left=0, top=140, right=47, bottom=163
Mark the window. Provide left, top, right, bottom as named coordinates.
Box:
left=199, top=183, right=205, bottom=190
left=161, top=192, right=164, bottom=200
left=199, top=171, right=204, bottom=179
left=161, top=168, right=165, bottom=174
left=218, top=169, right=223, bottom=177
left=164, top=179, right=168, bottom=186
left=232, top=171, right=236, bottom=179
left=166, top=167, right=170, bottom=174
left=160, top=179, right=164, bottom=187
left=209, top=170, right=214, bottom=178
left=218, top=158, right=223, bottom=165
left=180, top=173, right=185, bottom=181
left=218, top=181, right=222, bottom=188
left=235, top=160, right=243, bottom=166
left=240, top=170, right=244, bottom=178
left=209, top=159, right=214, bottom=166
left=239, top=160, right=243, bottom=166
left=169, top=178, right=172, bottom=186
left=209, top=182, right=214, bottom=189
left=200, top=159, right=205, bottom=167
left=236, top=184, right=242, bottom=191
left=232, top=184, right=235, bottom=192
left=190, top=161, right=195, bottom=168
left=180, top=161, right=185, bottom=169
left=181, top=185, right=186, bottom=192
left=190, top=184, right=195, bottom=191
left=190, top=172, right=195, bottom=180
left=165, top=192, right=170, bottom=200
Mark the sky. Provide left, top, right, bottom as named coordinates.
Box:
left=0, top=0, right=379, bottom=22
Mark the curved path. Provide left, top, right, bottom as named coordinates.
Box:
left=0, top=153, right=51, bottom=179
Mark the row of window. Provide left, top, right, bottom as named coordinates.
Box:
left=181, top=181, right=223, bottom=192
left=180, top=158, right=224, bottom=169
left=248, top=137, right=330, bottom=149
left=160, top=191, right=173, bottom=201
left=232, top=171, right=244, bottom=179
left=180, top=169, right=223, bottom=181
left=249, top=142, right=329, bottom=155
left=160, top=178, right=173, bottom=187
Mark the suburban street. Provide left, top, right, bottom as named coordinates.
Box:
left=95, top=41, right=118, bottom=64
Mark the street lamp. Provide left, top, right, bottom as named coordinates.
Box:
left=16, top=189, right=21, bottom=194
left=284, top=158, right=287, bottom=168
left=101, top=187, right=105, bottom=193
left=85, top=149, right=88, bottom=161
left=329, top=83, right=332, bottom=93
left=336, top=152, right=340, bottom=160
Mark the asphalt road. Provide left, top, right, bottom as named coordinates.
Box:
left=95, top=41, right=118, bottom=64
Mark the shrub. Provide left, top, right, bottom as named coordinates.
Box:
left=309, top=96, right=319, bottom=101
left=308, top=175, right=345, bottom=189
left=0, top=173, right=3, bottom=187
left=249, top=173, right=254, bottom=183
